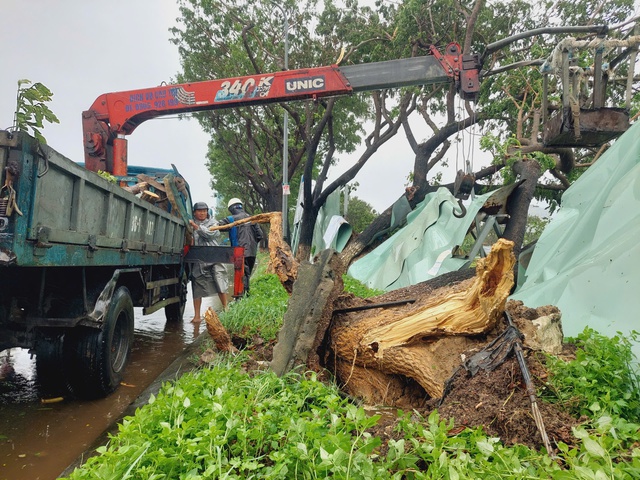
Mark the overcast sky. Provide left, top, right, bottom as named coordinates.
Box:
left=1, top=0, right=456, bottom=214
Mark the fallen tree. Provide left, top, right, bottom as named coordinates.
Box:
left=206, top=201, right=551, bottom=417
left=325, top=238, right=516, bottom=404
left=201, top=233, right=576, bottom=452
left=269, top=239, right=521, bottom=404
left=212, top=187, right=554, bottom=414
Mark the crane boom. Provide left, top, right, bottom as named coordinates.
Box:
left=82, top=43, right=480, bottom=174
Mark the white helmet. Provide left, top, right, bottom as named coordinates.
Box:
left=227, top=198, right=242, bottom=208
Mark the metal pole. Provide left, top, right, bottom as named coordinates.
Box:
left=271, top=1, right=289, bottom=239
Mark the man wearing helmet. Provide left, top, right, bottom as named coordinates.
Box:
left=189, top=202, right=228, bottom=322
left=219, top=198, right=263, bottom=295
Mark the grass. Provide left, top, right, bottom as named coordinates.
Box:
left=221, top=272, right=288, bottom=342
left=219, top=254, right=383, bottom=343
left=342, top=275, right=384, bottom=298
left=61, top=253, right=640, bottom=479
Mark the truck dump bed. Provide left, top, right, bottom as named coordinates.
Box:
left=0, top=131, right=188, bottom=267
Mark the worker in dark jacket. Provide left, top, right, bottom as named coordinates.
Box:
left=219, top=198, right=264, bottom=295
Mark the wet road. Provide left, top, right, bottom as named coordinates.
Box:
left=0, top=289, right=220, bottom=480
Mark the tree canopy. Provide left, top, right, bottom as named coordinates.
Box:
left=171, top=0, right=639, bottom=264
left=170, top=0, right=376, bottom=215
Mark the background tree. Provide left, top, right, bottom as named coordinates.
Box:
left=339, top=0, right=638, bottom=267
left=172, top=0, right=427, bottom=258
left=171, top=0, right=637, bottom=271
left=345, top=196, right=377, bottom=234
left=171, top=0, right=372, bottom=217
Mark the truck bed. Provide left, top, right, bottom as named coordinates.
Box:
left=0, top=131, right=188, bottom=268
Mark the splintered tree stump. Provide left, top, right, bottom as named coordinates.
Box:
left=209, top=212, right=298, bottom=293
left=327, top=238, right=516, bottom=404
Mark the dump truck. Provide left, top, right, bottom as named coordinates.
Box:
left=0, top=129, right=203, bottom=398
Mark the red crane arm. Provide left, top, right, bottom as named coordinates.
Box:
left=82, top=43, right=480, bottom=174
left=82, top=65, right=352, bottom=173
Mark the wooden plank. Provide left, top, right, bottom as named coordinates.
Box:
left=543, top=107, right=629, bottom=147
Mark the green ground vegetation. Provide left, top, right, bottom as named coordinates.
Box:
left=62, top=254, right=640, bottom=479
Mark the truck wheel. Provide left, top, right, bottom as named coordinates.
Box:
left=67, top=286, right=134, bottom=399
left=35, top=329, right=72, bottom=397
left=165, top=273, right=187, bottom=322
left=165, top=299, right=185, bottom=322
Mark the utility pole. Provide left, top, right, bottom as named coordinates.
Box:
left=270, top=1, right=289, bottom=240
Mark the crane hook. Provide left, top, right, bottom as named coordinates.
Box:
left=453, top=198, right=467, bottom=218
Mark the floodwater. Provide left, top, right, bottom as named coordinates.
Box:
left=0, top=288, right=220, bottom=480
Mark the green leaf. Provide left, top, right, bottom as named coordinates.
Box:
left=12, top=79, right=59, bottom=143
left=583, top=437, right=606, bottom=458
left=476, top=439, right=495, bottom=456
left=448, top=465, right=460, bottom=480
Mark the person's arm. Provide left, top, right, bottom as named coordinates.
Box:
left=193, top=218, right=221, bottom=242
left=202, top=218, right=222, bottom=242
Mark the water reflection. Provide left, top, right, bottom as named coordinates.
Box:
left=0, top=349, right=38, bottom=404
left=192, top=319, right=203, bottom=339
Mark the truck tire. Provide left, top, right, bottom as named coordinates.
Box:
left=165, top=273, right=188, bottom=322
left=35, top=329, right=72, bottom=397
left=67, top=286, right=134, bottom=399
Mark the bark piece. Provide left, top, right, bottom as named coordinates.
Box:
left=205, top=307, right=237, bottom=353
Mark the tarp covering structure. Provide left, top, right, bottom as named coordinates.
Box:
left=311, top=188, right=352, bottom=254
left=291, top=182, right=353, bottom=257
left=348, top=187, right=499, bottom=291
left=511, top=120, right=640, bottom=356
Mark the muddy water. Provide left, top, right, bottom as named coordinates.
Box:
left=0, top=292, right=219, bottom=480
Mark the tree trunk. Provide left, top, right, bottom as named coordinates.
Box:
left=339, top=207, right=393, bottom=267
left=295, top=205, right=320, bottom=262
left=324, top=238, right=516, bottom=406
left=501, top=159, right=542, bottom=266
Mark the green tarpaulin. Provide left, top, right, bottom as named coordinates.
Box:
left=511, top=120, right=640, bottom=356
left=348, top=188, right=496, bottom=291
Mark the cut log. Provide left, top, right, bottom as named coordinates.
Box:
left=326, top=238, right=516, bottom=403
left=140, top=190, right=160, bottom=204
left=209, top=212, right=299, bottom=294
left=122, top=181, right=148, bottom=195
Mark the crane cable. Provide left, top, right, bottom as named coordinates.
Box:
left=452, top=97, right=477, bottom=218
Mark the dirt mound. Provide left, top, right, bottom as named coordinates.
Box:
left=431, top=350, right=579, bottom=451
left=355, top=347, right=581, bottom=454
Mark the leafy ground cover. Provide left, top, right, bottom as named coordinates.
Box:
left=62, top=255, right=640, bottom=479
